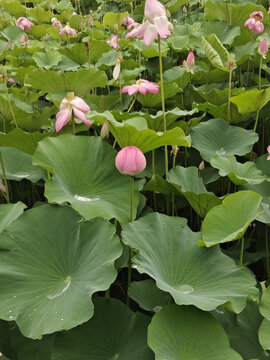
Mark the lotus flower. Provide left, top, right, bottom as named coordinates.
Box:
left=20, top=34, right=30, bottom=45
left=59, top=24, right=76, bottom=36
left=126, top=0, right=173, bottom=46
left=51, top=17, right=62, bottom=29
left=16, top=17, right=33, bottom=30
left=258, top=38, right=268, bottom=58
left=121, top=79, right=159, bottom=95
left=244, top=12, right=264, bottom=34
left=88, top=14, right=94, bottom=26
left=122, top=16, right=138, bottom=30
left=106, top=35, right=119, bottom=49
left=115, top=146, right=146, bottom=176
left=55, top=93, right=91, bottom=132
left=183, top=50, right=195, bottom=74
left=113, top=55, right=123, bottom=80
left=267, top=145, right=270, bottom=160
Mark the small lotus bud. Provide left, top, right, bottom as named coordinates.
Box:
left=267, top=145, right=270, bottom=160
left=115, top=146, right=146, bottom=176
left=199, top=161, right=205, bottom=171
left=258, top=38, right=268, bottom=59
left=101, top=121, right=110, bottom=139
left=0, top=180, right=6, bottom=193
left=183, top=6, right=187, bottom=12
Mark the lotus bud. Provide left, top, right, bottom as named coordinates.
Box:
left=171, top=145, right=179, bottom=156
left=183, top=6, right=187, bottom=12
left=258, top=38, right=268, bottom=59
left=0, top=180, right=6, bottom=194
left=115, top=146, right=147, bottom=176
left=199, top=161, right=205, bottom=171
left=101, top=120, right=110, bottom=139
left=267, top=145, right=270, bottom=160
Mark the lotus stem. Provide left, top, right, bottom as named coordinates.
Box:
left=158, top=35, right=168, bottom=178
left=127, top=97, right=136, bottom=113
left=266, top=226, right=270, bottom=283
left=239, top=237, right=244, bottom=266
left=0, top=151, right=10, bottom=204
left=227, top=69, right=232, bottom=124
left=127, top=176, right=134, bottom=306
left=4, top=77, right=18, bottom=129
left=253, top=110, right=260, bottom=133
left=258, top=56, right=262, bottom=90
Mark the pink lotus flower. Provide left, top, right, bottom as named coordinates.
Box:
left=59, top=24, right=76, bottom=37
left=244, top=12, right=264, bottom=34
left=126, top=0, right=173, bottom=46
left=51, top=17, right=62, bottom=29
left=55, top=93, right=91, bottom=132
left=121, top=79, right=159, bottom=95
left=115, top=146, right=146, bottom=176
left=20, top=34, right=30, bottom=45
left=106, top=35, right=120, bottom=49
left=88, top=14, right=94, bottom=26
left=122, top=16, right=138, bottom=30
left=16, top=17, right=33, bottom=30
left=183, top=50, right=195, bottom=74
left=72, top=12, right=77, bottom=15
left=199, top=161, right=205, bottom=171
left=258, top=38, right=268, bottom=58
left=267, top=145, right=270, bottom=160
left=8, top=78, right=15, bottom=84
left=268, top=7, right=270, bottom=14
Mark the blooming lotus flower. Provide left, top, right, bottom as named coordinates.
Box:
left=244, top=12, right=264, bottom=34
left=16, top=17, right=33, bottom=30
left=258, top=38, right=268, bottom=59
left=122, top=79, right=159, bottom=95
left=59, top=24, right=76, bottom=36
left=106, top=35, right=120, bottom=49
left=126, top=0, right=173, bottom=46
left=55, top=93, right=91, bottom=132
left=51, top=17, right=62, bottom=29
left=267, top=145, right=270, bottom=160
left=183, top=50, right=195, bottom=74
left=115, top=146, right=146, bottom=176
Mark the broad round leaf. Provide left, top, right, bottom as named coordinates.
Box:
left=202, top=191, right=262, bottom=247
left=32, top=49, right=62, bottom=70
left=128, top=280, right=171, bottom=312
left=259, top=319, right=270, bottom=351
left=210, top=155, right=267, bottom=185
left=52, top=298, right=154, bottom=360
left=122, top=213, right=258, bottom=312
left=33, top=135, right=139, bottom=224
left=190, top=118, right=258, bottom=162
left=0, top=205, right=122, bottom=339
left=148, top=304, right=242, bottom=360
left=0, top=147, right=46, bottom=182
left=230, top=88, right=270, bottom=114
left=0, top=202, right=26, bottom=234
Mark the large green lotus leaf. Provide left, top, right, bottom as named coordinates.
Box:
left=148, top=304, right=242, bottom=360
left=0, top=0, right=25, bottom=17
left=202, top=34, right=229, bottom=72
left=137, top=81, right=182, bottom=108
left=196, top=101, right=244, bottom=124
left=26, top=68, right=107, bottom=95
left=103, top=12, right=129, bottom=29
left=32, top=135, right=139, bottom=224
left=167, top=166, right=221, bottom=217
left=230, top=88, right=270, bottom=114
left=259, top=318, right=270, bottom=351
left=52, top=297, right=154, bottom=360
left=0, top=202, right=26, bottom=234
left=163, top=67, right=190, bottom=90
left=128, top=280, right=171, bottom=312
left=26, top=7, right=52, bottom=23
left=0, top=205, right=122, bottom=339
left=122, top=213, right=258, bottom=312
left=202, top=191, right=262, bottom=247
left=32, top=49, right=62, bottom=70
left=201, top=21, right=241, bottom=45
left=190, top=118, right=258, bottom=162
left=0, top=147, right=46, bottom=182
left=204, top=1, right=268, bottom=26
left=256, top=154, right=270, bottom=178
left=90, top=111, right=191, bottom=152
left=259, top=286, right=270, bottom=320
left=213, top=302, right=268, bottom=360
left=210, top=156, right=267, bottom=185
left=59, top=43, right=88, bottom=65
left=143, top=174, right=175, bottom=195
left=1, top=26, right=24, bottom=43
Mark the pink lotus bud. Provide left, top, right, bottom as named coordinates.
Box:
left=199, top=161, right=205, bottom=171
left=267, top=145, right=270, bottom=160
left=7, top=41, right=12, bottom=49
left=115, top=146, right=147, bottom=176
left=88, top=14, right=94, bottom=26
left=72, top=12, right=77, bottom=16
left=183, top=50, right=195, bottom=74
left=183, top=6, right=187, bottom=12
left=258, top=38, right=268, bottom=59
left=269, top=7, right=270, bottom=15
left=20, top=34, right=29, bottom=45
left=8, top=78, right=15, bottom=84
left=101, top=120, right=110, bottom=139
left=0, top=180, right=6, bottom=194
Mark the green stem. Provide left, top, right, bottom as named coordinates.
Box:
left=127, top=97, right=136, bottom=113
left=127, top=176, right=134, bottom=306
left=158, top=36, right=168, bottom=178
left=259, top=56, right=262, bottom=90
left=4, top=77, right=18, bottom=128
left=152, top=150, right=155, bottom=176
left=171, top=154, right=176, bottom=216
left=229, top=0, right=232, bottom=25
left=105, top=289, right=110, bottom=298
left=253, top=110, right=260, bottom=133
left=266, top=226, right=270, bottom=283
left=239, top=237, right=244, bottom=267
left=227, top=69, right=232, bottom=124
left=0, top=151, right=10, bottom=203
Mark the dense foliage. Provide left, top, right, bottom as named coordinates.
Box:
left=0, top=0, right=270, bottom=358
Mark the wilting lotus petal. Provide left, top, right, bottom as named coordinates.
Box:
left=55, top=108, right=72, bottom=132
